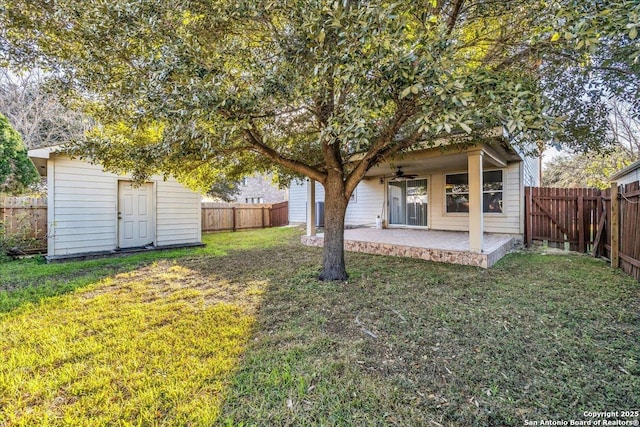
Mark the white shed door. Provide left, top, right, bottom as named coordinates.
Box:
left=118, top=181, right=155, bottom=248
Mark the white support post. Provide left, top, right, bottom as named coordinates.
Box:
left=306, top=179, right=316, bottom=236
left=468, top=151, right=484, bottom=253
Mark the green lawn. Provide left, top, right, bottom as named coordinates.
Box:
left=1, top=227, right=638, bottom=426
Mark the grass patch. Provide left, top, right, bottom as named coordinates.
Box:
left=0, top=227, right=638, bottom=426
left=0, top=262, right=261, bottom=425
left=0, top=227, right=294, bottom=313
left=219, top=244, right=639, bottom=426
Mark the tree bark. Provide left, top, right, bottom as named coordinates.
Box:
left=318, top=174, right=349, bottom=281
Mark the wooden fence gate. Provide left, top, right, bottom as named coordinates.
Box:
left=607, top=182, right=640, bottom=280
left=525, top=184, right=640, bottom=280
left=525, top=187, right=602, bottom=253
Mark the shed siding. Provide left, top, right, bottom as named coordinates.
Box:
left=50, top=158, right=117, bottom=256
left=49, top=156, right=200, bottom=256
left=155, top=179, right=201, bottom=246
left=615, top=168, right=640, bottom=186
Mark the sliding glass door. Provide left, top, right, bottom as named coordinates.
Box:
left=388, top=179, right=428, bottom=227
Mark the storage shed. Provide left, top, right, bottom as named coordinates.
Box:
left=609, top=159, right=640, bottom=186
left=29, top=146, right=202, bottom=260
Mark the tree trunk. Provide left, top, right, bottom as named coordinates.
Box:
left=318, top=176, right=349, bottom=281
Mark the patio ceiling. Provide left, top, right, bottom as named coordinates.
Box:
left=363, top=142, right=522, bottom=179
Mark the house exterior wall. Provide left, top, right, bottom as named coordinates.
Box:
left=287, top=180, right=306, bottom=223
left=48, top=155, right=200, bottom=257
left=288, top=180, right=324, bottom=223
left=288, top=161, right=525, bottom=237
left=234, top=173, right=288, bottom=203
left=511, top=141, right=541, bottom=187
left=345, top=180, right=385, bottom=226
left=428, top=162, right=522, bottom=234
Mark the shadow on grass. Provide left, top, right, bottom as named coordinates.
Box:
left=0, top=227, right=296, bottom=314
left=0, top=228, right=304, bottom=425
left=214, top=247, right=640, bottom=426
left=1, top=227, right=639, bottom=426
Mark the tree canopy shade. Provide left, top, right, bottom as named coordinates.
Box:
left=1, top=0, right=638, bottom=279
left=0, top=113, right=40, bottom=194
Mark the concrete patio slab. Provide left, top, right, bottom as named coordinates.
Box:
left=301, top=228, right=514, bottom=268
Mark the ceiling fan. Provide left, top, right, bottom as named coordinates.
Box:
left=389, top=166, right=418, bottom=181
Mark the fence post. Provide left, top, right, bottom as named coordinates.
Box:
left=610, top=183, right=619, bottom=269
left=232, top=207, right=237, bottom=232
left=596, top=190, right=603, bottom=256
left=577, top=193, right=585, bottom=253
left=261, top=207, right=265, bottom=228
left=525, top=187, right=532, bottom=247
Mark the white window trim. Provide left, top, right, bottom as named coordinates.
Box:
left=444, top=169, right=506, bottom=216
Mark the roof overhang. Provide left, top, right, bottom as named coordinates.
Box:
left=609, top=159, right=640, bottom=182
left=362, top=140, right=523, bottom=180
left=27, top=145, right=63, bottom=177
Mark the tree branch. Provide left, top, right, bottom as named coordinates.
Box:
left=248, top=106, right=308, bottom=120
left=345, top=100, right=418, bottom=191
left=446, top=0, right=465, bottom=36
left=244, top=124, right=326, bottom=183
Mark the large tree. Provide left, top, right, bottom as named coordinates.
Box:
left=0, top=113, right=39, bottom=194
left=1, top=0, right=637, bottom=279
left=608, top=99, right=640, bottom=157
left=543, top=97, right=640, bottom=190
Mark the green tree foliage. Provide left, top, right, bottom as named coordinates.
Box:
left=543, top=98, right=640, bottom=190
left=206, top=180, right=241, bottom=203
left=0, top=113, right=39, bottom=194
left=543, top=1, right=640, bottom=153
left=542, top=148, right=637, bottom=190
left=1, top=0, right=637, bottom=279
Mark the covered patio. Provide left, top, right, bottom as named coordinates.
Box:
left=301, top=228, right=514, bottom=268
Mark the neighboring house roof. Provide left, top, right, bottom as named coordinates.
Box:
left=609, top=159, right=640, bottom=182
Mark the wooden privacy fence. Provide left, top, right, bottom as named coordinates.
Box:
left=201, top=201, right=288, bottom=232
left=525, top=184, right=640, bottom=280
left=599, top=182, right=640, bottom=280
left=1, top=199, right=288, bottom=253
left=0, top=196, right=48, bottom=252
left=525, top=187, right=602, bottom=253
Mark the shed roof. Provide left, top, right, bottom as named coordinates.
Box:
left=609, top=159, right=640, bottom=182
left=28, top=145, right=64, bottom=176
